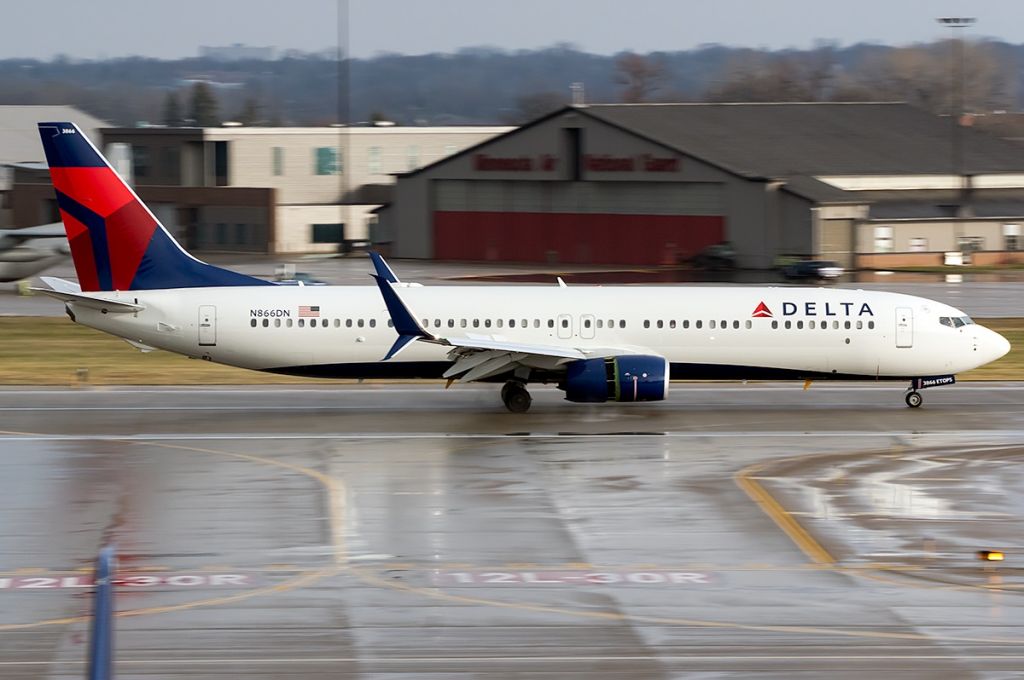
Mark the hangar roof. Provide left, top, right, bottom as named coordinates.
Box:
left=0, top=106, right=108, bottom=164
left=581, top=102, right=1024, bottom=178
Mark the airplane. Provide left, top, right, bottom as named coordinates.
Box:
left=31, top=121, right=1011, bottom=413
left=0, top=223, right=69, bottom=282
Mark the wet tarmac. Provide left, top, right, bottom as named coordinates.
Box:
left=1, top=383, right=1024, bottom=678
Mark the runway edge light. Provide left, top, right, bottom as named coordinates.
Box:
left=976, top=550, right=1005, bottom=562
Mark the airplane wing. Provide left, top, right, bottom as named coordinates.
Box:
left=29, top=277, right=145, bottom=314
left=0, top=223, right=66, bottom=245
left=368, top=254, right=655, bottom=382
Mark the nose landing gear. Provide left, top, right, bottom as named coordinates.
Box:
left=905, top=390, right=923, bottom=408
left=501, top=380, right=532, bottom=413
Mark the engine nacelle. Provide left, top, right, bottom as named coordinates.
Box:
left=563, top=355, right=669, bottom=403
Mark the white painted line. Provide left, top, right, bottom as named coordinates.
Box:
left=2, top=654, right=1024, bottom=666
left=2, top=431, right=1024, bottom=442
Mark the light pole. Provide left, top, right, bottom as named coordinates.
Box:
left=937, top=16, right=975, bottom=253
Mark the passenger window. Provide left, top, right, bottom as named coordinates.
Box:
left=561, top=319, right=568, bottom=328
left=683, top=320, right=690, bottom=329
left=484, top=319, right=491, bottom=328
left=868, top=321, right=875, bottom=329
left=656, top=320, right=663, bottom=329
left=448, top=319, right=455, bottom=328
left=832, top=320, right=839, bottom=329
left=534, top=319, right=540, bottom=328
left=434, top=319, right=441, bottom=328
left=733, top=320, right=739, bottom=329
left=299, top=319, right=305, bottom=328
left=387, top=319, right=394, bottom=328
left=809, top=320, right=816, bottom=329
left=721, top=319, right=727, bottom=328
left=422, top=319, right=428, bottom=327
left=856, top=320, right=863, bottom=329
left=745, top=320, right=751, bottom=329
left=669, top=320, right=676, bottom=329
left=346, top=319, right=353, bottom=327
left=548, top=319, right=554, bottom=328
left=286, top=319, right=293, bottom=328
left=584, top=319, right=591, bottom=328
left=772, top=320, right=778, bottom=329
left=785, top=320, right=792, bottom=329
left=333, top=318, right=340, bottom=328
left=608, top=319, right=614, bottom=328
left=797, top=320, right=804, bottom=329
left=250, top=319, right=257, bottom=328
left=709, top=320, right=716, bottom=329
left=473, top=319, right=480, bottom=328
left=274, top=318, right=281, bottom=328
left=596, top=319, right=603, bottom=329
left=696, top=320, right=703, bottom=329
left=369, top=319, right=376, bottom=328
left=844, top=321, right=851, bottom=330
left=357, top=319, right=364, bottom=328
left=461, top=319, right=467, bottom=328
left=619, top=320, right=626, bottom=329
left=509, top=319, right=516, bottom=328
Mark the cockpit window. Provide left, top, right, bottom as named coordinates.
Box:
left=939, top=315, right=974, bottom=328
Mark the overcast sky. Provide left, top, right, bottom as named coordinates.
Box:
left=3, top=0, right=1023, bottom=60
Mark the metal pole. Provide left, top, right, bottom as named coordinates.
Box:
left=87, top=545, right=116, bottom=680
left=337, top=0, right=350, bottom=248
left=936, top=17, right=975, bottom=252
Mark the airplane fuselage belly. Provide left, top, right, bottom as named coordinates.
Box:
left=67, top=284, right=989, bottom=381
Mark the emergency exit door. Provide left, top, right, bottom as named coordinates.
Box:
left=895, top=307, right=913, bottom=348
left=198, top=305, right=217, bottom=346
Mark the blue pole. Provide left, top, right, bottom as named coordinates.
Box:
left=87, top=545, right=116, bottom=680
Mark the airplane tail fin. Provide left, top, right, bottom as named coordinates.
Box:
left=37, top=122, right=270, bottom=291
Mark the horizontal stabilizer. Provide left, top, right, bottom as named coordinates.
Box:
left=30, top=278, right=144, bottom=314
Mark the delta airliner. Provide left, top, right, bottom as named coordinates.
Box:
left=33, top=122, right=1010, bottom=412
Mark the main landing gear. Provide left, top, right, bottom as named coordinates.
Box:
left=501, top=380, right=532, bottom=413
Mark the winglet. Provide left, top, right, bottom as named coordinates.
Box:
left=370, top=273, right=433, bottom=360
left=368, top=251, right=401, bottom=284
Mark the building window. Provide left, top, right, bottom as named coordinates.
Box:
left=407, top=145, right=419, bottom=170
left=368, top=146, right=382, bottom=174
left=315, top=147, right=339, bottom=175
left=235, top=223, right=247, bottom=245
left=132, top=145, right=150, bottom=179
left=272, top=147, right=284, bottom=176
left=874, top=226, right=894, bottom=253
left=312, top=223, right=344, bottom=244
left=160, top=146, right=179, bottom=182
left=1003, top=224, right=1020, bottom=251
left=908, top=237, right=928, bottom=252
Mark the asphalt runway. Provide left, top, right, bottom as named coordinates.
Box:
left=1, top=383, right=1023, bottom=678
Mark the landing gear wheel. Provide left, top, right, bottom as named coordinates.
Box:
left=502, top=381, right=532, bottom=413
left=905, top=391, right=923, bottom=408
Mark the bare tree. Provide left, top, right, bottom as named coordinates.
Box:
left=615, top=52, right=667, bottom=103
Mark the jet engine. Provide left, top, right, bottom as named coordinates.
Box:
left=563, top=355, right=669, bottom=403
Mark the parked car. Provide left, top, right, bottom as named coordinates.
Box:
left=781, top=260, right=844, bottom=281
left=691, top=242, right=737, bottom=270
left=274, top=271, right=327, bottom=286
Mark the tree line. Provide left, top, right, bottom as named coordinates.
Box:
left=0, top=40, right=1020, bottom=128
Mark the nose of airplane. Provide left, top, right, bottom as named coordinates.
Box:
left=981, top=326, right=1011, bottom=364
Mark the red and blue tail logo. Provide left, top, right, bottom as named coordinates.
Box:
left=38, top=122, right=270, bottom=291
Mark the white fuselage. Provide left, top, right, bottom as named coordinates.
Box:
left=65, top=284, right=1009, bottom=381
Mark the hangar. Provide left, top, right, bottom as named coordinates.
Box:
left=375, top=103, right=1024, bottom=269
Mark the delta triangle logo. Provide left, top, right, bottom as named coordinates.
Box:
left=752, top=301, right=773, bottom=318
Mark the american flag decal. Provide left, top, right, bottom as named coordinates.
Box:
left=298, top=305, right=320, bottom=318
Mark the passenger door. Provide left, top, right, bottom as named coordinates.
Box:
left=895, top=307, right=913, bottom=348
left=580, top=314, right=596, bottom=339
left=557, top=313, right=573, bottom=339
left=198, top=305, right=217, bottom=346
